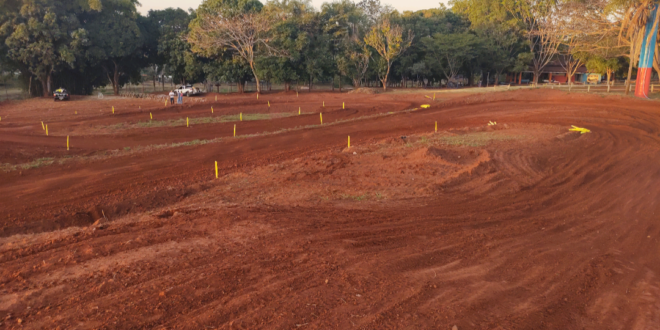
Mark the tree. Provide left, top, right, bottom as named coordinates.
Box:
left=189, top=0, right=282, bottom=93
left=475, top=23, right=523, bottom=85
left=364, top=19, right=413, bottom=90
left=260, top=0, right=319, bottom=92
left=613, top=0, right=657, bottom=94
left=585, top=56, right=622, bottom=84
left=2, top=0, right=93, bottom=96
left=357, top=0, right=393, bottom=26
left=423, top=32, right=481, bottom=82
left=83, top=0, right=149, bottom=95
left=148, top=8, right=195, bottom=89
left=502, top=0, right=563, bottom=84
left=338, top=44, right=371, bottom=87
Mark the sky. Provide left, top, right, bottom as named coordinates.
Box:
left=136, top=0, right=448, bottom=15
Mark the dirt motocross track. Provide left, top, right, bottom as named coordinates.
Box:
left=1, top=89, right=659, bottom=329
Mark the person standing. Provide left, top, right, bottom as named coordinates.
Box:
left=169, top=90, right=176, bottom=105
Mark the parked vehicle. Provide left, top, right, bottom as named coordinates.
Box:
left=175, top=85, right=201, bottom=96
left=53, top=88, right=70, bottom=101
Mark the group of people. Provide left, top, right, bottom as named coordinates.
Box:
left=168, top=90, right=180, bottom=105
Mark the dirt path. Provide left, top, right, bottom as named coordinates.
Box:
left=1, top=89, right=659, bottom=329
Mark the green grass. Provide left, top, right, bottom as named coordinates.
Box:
left=105, top=112, right=299, bottom=131
left=0, top=157, right=55, bottom=171
left=340, top=193, right=370, bottom=201
left=3, top=105, right=421, bottom=173
left=435, top=132, right=525, bottom=147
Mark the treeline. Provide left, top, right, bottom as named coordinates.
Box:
left=0, top=0, right=650, bottom=96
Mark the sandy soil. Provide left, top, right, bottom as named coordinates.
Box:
left=0, top=89, right=659, bottom=329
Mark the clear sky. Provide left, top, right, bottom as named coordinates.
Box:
left=136, top=0, right=448, bottom=15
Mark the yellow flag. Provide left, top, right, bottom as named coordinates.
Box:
left=569, top=125, right=591, bottom=134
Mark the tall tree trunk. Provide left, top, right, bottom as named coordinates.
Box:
left=46, top=73, right=52, bottom=97
left=625, top=41, right=635, bottom=95
left=111, top=62, right=121, bottom=95
left=625, top=58, right=634, bottom=95
left=381, top=61, right=391, bottom=91
left=40, top=77, right=49, bottom=98
left=248, top=61, right=260, bottom=93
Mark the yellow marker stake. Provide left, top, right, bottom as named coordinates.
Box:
left=268, top=101, right=270, bottom=108
left=215, top=95, right=217, bottom=101
left=215, top=161, right=218, bottom=179
left=46, top=125, right=48, bottom=136
left=211, top=107, right=214, bottom=114
left=433, top=93, right=436, bottom=100
left=257, top=94, right=259, bottom=99
left=320, top=113, right=323, bottom=124
left=299, top=107, right=301, bottom=115
left=150, top=113, right=153, bottom=120
left=343, top=102, right=345, bottom=109
left=67, top=136, right=69, bottom=151
left=112, top=106, right=115, bottom=114
left=323, top=101, right=325, bottom=107
left=187, top=117, right=189, bottom=127
left=296, top=91, right=299, bottom=97
left=569, top=125, right=591, bottom=134
left=435, top=121, right=437, bottom=132
left=234, top=124, right=236, bottom=137
left=41, top=121, right=45, bottom=130
left=165, top=100, right=168, bottom=106
left=240, top=112, right=242, bottom=121
left=348, top=136, right=350, bottom=148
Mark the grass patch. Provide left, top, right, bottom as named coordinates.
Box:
left=4, top=105, right=421, bottom=173
left=340, top=193, right=370, bottom=201
left=436, top=132, right=525, bottom=147
left=0, top=157, right=55, bottom=171
left=105, top=112, right=299, bottom=131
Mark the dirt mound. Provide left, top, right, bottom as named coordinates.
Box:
left=426, top=146, right=479, bottom=165
left=2, top=89, right=660, bottom=329
left=348, top=87, right=380, bottom=94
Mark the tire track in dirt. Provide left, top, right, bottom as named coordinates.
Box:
left=2, top=90, right=660, bottom=329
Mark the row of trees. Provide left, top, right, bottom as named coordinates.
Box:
left=0, top=0, right=658, bottom=96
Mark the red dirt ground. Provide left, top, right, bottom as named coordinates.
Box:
left=1, top=89, right=659, bottom=329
